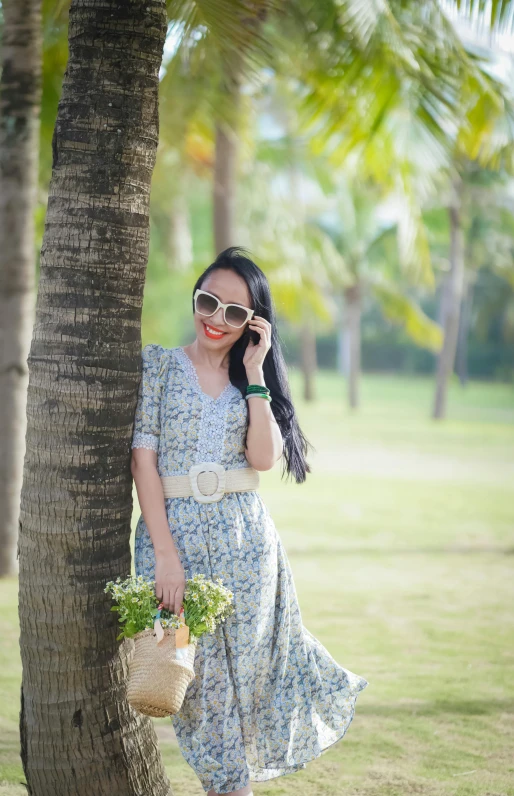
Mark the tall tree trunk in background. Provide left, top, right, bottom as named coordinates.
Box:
left=168, top=178, right=193, bottom=272
left=18, top=2, right=172, bottom=794
left=285, top=117, right=318, bottom=402
left=456, top=271, right=474, bottom=387
left=433, top=178, right=465, bottom=419
left=213, top=68, right=241, bottom=254
left=213, top=2, right=267, bottom=255
left=300, top=320, right=317, bottom=401
left=0, top=0, right=41, bottom=578
left=343, top=283, right=361, bottom=409
left=335, top=293, right=346, bottom=375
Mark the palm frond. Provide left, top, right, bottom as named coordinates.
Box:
left=166, top=0, right=279, bottom=78
left=452, top=0, right=514, bottom=35
left=372, top=281, right=444, bottom=351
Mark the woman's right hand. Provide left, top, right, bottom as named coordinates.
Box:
left=155, top=554, right=186, bottom=617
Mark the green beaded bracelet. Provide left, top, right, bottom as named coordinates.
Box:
left=246, top=384, right=270, bottom=393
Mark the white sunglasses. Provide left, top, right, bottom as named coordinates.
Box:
left=194, top=289, right=255, bottom=328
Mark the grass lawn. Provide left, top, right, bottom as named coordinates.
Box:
left=1, top=371, right=513, bottom=796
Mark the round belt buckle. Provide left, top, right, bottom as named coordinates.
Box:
left=188, top=462, right=226, bottom=503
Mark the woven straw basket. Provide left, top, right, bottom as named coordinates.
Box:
left=127, top=626, right=196, bottom=717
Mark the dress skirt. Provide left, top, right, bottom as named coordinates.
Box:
left=131, top=344, right=369, bottom=794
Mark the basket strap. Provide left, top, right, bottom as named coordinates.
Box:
left=154, top=617, right=165, bottom=643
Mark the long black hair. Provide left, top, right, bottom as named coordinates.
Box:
left=191, top=246, right=314, bottom=484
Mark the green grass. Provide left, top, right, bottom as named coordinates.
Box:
left=1, top=372, right=513, bottom=796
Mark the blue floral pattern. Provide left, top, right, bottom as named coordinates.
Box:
left=131, top=344, right=369, bottom=794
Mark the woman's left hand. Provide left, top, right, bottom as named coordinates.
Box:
left=242, top=316, right=272, bottom=372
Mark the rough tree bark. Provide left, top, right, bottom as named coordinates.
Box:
left=0, top=0, right=41, bottom=578
left=343, top=283, right=361, bottom=409
left=18, top=1, right=172, bottom=794
left=433, top=178, right=465, bottom=419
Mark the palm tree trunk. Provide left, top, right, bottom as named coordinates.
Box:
left=168, top=176, right=193, bottom=272
left=18, top=2, right=172, bottom=793
left=300, top=320, right=317, bottom=401
left=212, top=3, right=267, bottom=255
left=335, top=293, right=346, bottom=375
left=433, top=179, right=465, bottom=419
left=213, top=55, right=243, bottom=254
left=0, top=0, right=41, bottom=578
left=343, top=284, right=361, bottom=409
left=456, top=272, right=474, bottom=387
left=213, top=100, right=240, bottom=253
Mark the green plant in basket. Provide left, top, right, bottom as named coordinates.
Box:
left=104, top=573, right=234, bottom=642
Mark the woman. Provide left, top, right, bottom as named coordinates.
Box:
left=130, top=246, right=368, bottom=796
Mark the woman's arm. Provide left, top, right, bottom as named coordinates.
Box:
left=244, top=364, right=283, bottom=470
left=131, top=345, right=185, bottom=615
left=131, top=448, right=185, bottom=615
left=131, top=449, right=177, bottom=557
left=243, top=317, right=284, bottom=471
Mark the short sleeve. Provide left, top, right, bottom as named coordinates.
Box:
left=131, top=344, right=167, bottom=452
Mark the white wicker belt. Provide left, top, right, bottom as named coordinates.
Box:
left=160, top=462, right=260, bottom=504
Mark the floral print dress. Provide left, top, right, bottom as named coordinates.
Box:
left=131, top=343, right=369, bottom=795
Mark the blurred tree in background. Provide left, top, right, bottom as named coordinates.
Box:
left=33, top=1, right=514, bottom=399
left=0, top=0, right=41, bottom=581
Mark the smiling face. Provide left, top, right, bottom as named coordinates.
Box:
left=194, top=269, right=254, bottom=349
